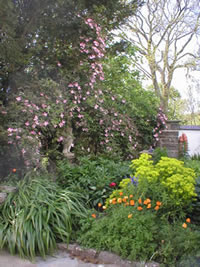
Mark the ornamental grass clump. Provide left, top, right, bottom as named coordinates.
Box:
left=0, top=174, right=87, bottom=259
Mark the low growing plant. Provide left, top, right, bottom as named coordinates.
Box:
left=56, top=156, right=130, bottom=207
left=78, top=204, right=200, bottom=266
left=0, top=172, right=87, bottom=259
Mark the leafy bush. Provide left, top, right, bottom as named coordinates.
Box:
left=0, top=173, right=87, bottom=259
left=56, top=156, right=130, bottom=207
left=78, top=205, right=200, bottom=265
left=152, top=147, right=168, bottom=164
left=130, top=154, right=197, bottom=206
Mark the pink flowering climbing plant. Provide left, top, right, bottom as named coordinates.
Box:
left=5, top=15, right=145, bottom=167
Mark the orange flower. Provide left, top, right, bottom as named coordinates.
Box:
left=143, top=199, right=148, bottom=205
left=125, top=202, right=129, bottom=206
left=138, top=198, right=142, bottom=204
left=130, top=200, right=135, bottom=206
left=182, top=223, right=187, bottom=228
left=186, top=218, right=191, bottom=223
left=156, top=201, right=162, bottom=206
left=147, top=203, right=151, bottom=209
left=154, top=206, right=159, bottom=211
left=117, top=198, right=122, bottom=203
left=146, top=198, right=151, bottom=203
left=91, top=213, right=96, bottom=218
left=112, top=198, right=117, bottom=204
left=137, top=206, right=143, bottom=211
left=119, top=192, right=123, bottom=196
left=128, top=214, right=133, bottom=219
left=98, top=203, right=102, bottom=207
left=129, top=194, right=133, bottom=198
left=123, top=198, right=127, bottom=203
left=102, top=206, right=106, bottom=210
left=12, top=168, right=17, bottom=173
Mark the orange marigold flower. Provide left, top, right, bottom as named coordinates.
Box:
left=119, top=192, right=123, bottom=196
left=128, top=214, right=133, bottom=219
left=137, top=206, right=143, bottom=211
left=125, top=202, right=129, bottom=206
left=12, top=168, right=17, bottom=173
left=91, top=214, right=96, bottom=218
left=130, top=200, right=135, bottom=206
left=154, top=206, right=159, bottom=211
left=129, top=194, right=133, bottom=198
left=112, top=200, right=117, bottom=204
left=156, top=201, right=162, bottom=206
left=147, top=203, right=151, bottom=209
left=143, top=199, right=148, bottom=205
left=117, top=198, right=122, bottom=203
left=146, top=198, right=151, bottom=203
left=98, top=203, right=102, bottom=207
left=186, top=218, right=191, bottom=223
left=138, top=198, right=142, bottom=204
left=182, top=223, right=187, bottom=228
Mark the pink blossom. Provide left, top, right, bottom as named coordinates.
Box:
left=63, top=99, right=67, bottom=103
left=30, top=131, right=36, bottom=135
left=43, top=112, right=48, bottom=117
left=16, top=96, right=21, bottom=101
left=7, top=128, right=13, bottom=132
left=94, top=104, right=98, bottom=109
left=43, top=121, right=49, bottom=126
left=25, top=121, right=30, bottom=126
left=41, top=104, right=47, bottom=109
left=57, top=136, right=64, bottom=142
left=16, top=136, right=21, bottom=140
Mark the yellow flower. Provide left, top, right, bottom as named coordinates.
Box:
left=102, top=206, right=106, bottom=210
left=117, top=198, right=122, bottom=203
left=128, top=214, right=133, bottom=219
left=182, top=223, right=187, bottom=228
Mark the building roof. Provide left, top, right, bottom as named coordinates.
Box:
left=180, top=125, right=200, bottom=130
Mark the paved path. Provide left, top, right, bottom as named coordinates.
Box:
left=0, top=250, right=117, bottom=267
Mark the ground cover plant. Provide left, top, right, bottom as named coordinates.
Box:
left=56, top=156, right=131, bottom=207
left=77, top=154, right=200, bottom=266
left=0, top=172, right=87, bottom=260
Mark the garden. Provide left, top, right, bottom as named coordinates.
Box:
left=1, top=150, right=200, bottom=266
left=1, top=0, right=200, bottom=266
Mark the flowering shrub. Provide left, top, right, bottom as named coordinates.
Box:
left=130, top=154, right=197, bottom=206
left=78, top=204, right=200, bottom=265
left=152, top=107, right=167, bottom=147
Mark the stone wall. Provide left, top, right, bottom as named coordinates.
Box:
left=157, top=120, right=180, bottom=158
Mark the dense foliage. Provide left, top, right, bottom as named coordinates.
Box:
left=0, top=173, right=87, bottom=259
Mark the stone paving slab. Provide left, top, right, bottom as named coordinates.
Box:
left=0, top=250, right=119, bottom=267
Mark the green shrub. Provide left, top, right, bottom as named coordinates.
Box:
left=0, top=173, right=87, bottom=259
left=56, top=156, right=130, bottom=207
left=130, top=154, right=197, bottom=206
left=78, top=205, right=200, bottom=265
left=152, top=147, right=168, bottom=164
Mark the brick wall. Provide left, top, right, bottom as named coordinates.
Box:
left=157, top=120, right=180, bottom=158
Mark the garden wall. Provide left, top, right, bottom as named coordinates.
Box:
left=158, top=121, right=200, bottom=157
